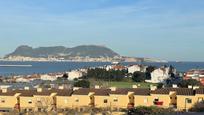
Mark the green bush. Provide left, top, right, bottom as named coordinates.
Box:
left=74, top=80, right=90, bottom=88
left=132, top=106, right=175, bottom=115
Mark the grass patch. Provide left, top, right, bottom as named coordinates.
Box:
left=89, top=79, right=158, bottom=88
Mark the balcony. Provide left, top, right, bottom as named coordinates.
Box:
left=154, top=101, right=163, bottom=106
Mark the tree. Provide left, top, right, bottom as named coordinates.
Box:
left=145, top=66, right=156, bottom=80
left=74, top=80, right=90, bottom=88
left=62, top=73, right=68, bottom=79
left=84, top=68, right=127, bottom=81
left=178, top=79, right=201, bottom=88
left=132, top=72, right=145, bottom=82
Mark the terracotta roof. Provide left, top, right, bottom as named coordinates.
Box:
left=195, top=88, right=204, bottom=94
left=34, top=89, right=59, bottom=96
left=151, top=88, right=176, bottom=94
left=110, top=88, right=150, bottom=95
left=151, top=88, right=194, bottom=96
left=134, top=88, right=150, bottom=95
left=73, top=88, right=111, bottom=96
left=0, top=91, right=16, bottom=96
left=15, top=90, right=37, bottom=97
left=56, top=89, right=73, bottom=96
left=176, top=88, right=194, bottom=95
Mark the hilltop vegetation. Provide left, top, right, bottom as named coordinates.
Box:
left=6, top=45, right=119, bottom=58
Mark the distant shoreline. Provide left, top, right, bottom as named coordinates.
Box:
left=0, top=64, right=32, bottom=67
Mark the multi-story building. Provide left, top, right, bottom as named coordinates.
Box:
left=146, top=67, right=170, bottom=83
left=128, top=65, right=147, bottom=74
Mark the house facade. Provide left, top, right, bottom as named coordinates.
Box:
left=0, top=87, right=204, bottom=113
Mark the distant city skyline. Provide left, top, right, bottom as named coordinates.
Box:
left=0, top=0, right=204, bottom=61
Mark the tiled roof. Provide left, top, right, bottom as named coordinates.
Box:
left=15, top=90, right=37, bottom=97
left=176, top=88, right=194, bottom=95
left=56, top=89, right=73, bottom=96
left=0, top=91, right=16, bottom=96
left=73, top=88, right=111, bottom=96
left=195, top=88, right=204, bottom=94
left=151, top=88, right=195, bottom=96
left=134, top=88, right=150, bottom=95
left=110, top=88, right=150, bottom=95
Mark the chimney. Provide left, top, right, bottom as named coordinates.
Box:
left=132, top=85, right=138, bottom=88
left=172, top=84, right=178, bottom=88
left=110, top=87, right=117, bottom=91
left=58, top=86, right=64, bottom=90
left=95, top=85, right=100, bottom=89
left=2, top=88, right=9, bottom=93
left=24, top=87, right=30, bottom=90
left=73, top=87, right=80, bottom=91
left=193, top=86, right=200, bottom=90
left=37, top=88, right=43, bottom=92
left=188, top=85, right=193, bottom=89
left=150, top=85, right=157, bottom=91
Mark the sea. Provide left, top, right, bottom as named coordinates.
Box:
left=1, top=61, right=204, bottom=76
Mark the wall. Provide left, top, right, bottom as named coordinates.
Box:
left=56, top=96, right=73, bottom=109
left=109, top=94, right=129, bottom=109
left=71, top=95, right=92, bottom=107
left=134, top=95, right=152, bottom=107
left=94, top=96, right=110, bottom=108
left=0, top=96, right=17, bottom=109
left=19, top=96, right=35, bottom=109
left=151, top=94, right=171, bottom=108
left=177, top=95, right=195, bottom=110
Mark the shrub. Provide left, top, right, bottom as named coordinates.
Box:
left=74, top=80, right=90, bottom=88
left=189, top=101, right=204, bottom=112
left=131, top=106, right=175, bottom=115
left=178, top=79, right=201, bottom=88
left=132, top=71, right=146, bottom=82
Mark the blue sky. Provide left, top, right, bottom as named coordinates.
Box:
left=0, top=0, right=204, bottom=61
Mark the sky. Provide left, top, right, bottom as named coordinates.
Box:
left=0, top=0, right=204, bottom=61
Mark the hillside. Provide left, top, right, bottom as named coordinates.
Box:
left=6, top=45, right=119, bottom=58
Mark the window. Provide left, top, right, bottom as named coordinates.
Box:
left=186, top=98, right=192, bottom=104
left=113, top=98, right=118, bottom=102
left=75, top=98, right=79, bottom=102
left=0, top=98, right=5, bottom=103
left=28, top=109, right=32, bottom=112
left=38, top=108, right=42, bottom=112
left=1, top=100, right=5, bottom=103
left=37, top=98, right=41, bottom=103
left=104, top=99, right=108, bottom=103
left=28, top=100, right=32, bottom=104
left=154, top=99, right=159, bottom=102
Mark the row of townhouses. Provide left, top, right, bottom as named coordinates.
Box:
left=0, top=85, right=203, bottom=113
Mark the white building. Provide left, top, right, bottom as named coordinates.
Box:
left=145, top=67, right=170, bottom=83
left=128, top=65, right=141, bottom=73
left=128, top=65, right=148, bottom=73
left=68, top=71, right=84, bottom=80
left=106, top=65, right=113, bottom=71
left=15, top=77, right=30, bottom=83
left=40, top=74, right=57, bottom=81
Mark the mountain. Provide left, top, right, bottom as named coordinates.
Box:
left=6, top=45, right=119, bottom=58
